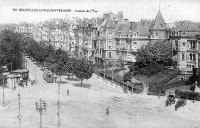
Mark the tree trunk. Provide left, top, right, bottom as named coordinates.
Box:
left=60, top=75, right=61, bottom=82
left=81, top=79, right=83, bottom=87
left=72, top=73, right=73, bottom=79
left=132, top=83, right=133, bottom=93
left=68, top=72, right=69, bottom=79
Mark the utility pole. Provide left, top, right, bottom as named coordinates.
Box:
left=103, top=58, right=105, bottom=82
left=17, top=89, right=22, bottom=128
left=35, top=98, right=47, bottom=128
left=122, top=44, right=125, bottom=93
left=2, top=74, right=5, bottom=106
left=57, top=77, right=61, bottom=128
left=111, top=59, right=114, bottom=86
left=35, top=66, right=37, bottom=84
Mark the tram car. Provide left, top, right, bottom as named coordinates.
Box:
left=43, top=69, right=54, bottom=83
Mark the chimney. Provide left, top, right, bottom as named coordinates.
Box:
left=118, top=11, right=123, bottom=21
left=114, top=20, right=118, bottom=25
left=124, top=19, right=129, bottom=22
left=130, top=22, right=135, bottom=28
left=103, top=13, right=110, bottom=20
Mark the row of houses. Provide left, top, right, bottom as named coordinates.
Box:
left=3, top=9, right=200, bottom=72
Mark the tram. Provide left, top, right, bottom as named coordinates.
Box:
left=43, top=69, right=54, bottom=83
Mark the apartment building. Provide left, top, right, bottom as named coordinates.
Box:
left=171, top=22, right=200, bottom=71
left=8, top=23, right=34, bottom=38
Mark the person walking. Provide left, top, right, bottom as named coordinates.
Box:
left=106, top=107, right=109, bottom=115
left=67, top=89, right=69, bottom=96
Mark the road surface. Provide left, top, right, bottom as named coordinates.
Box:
left=0, top=56, right=200, bottom=128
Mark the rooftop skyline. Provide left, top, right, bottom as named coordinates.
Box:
left=0, top=0, right=199, bottom=24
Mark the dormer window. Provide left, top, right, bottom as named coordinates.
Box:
left=155, top=33, right=158, bottom=37
left=133, top=32, right=137, bottom=37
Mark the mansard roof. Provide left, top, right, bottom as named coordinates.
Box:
left=136, top=21, right=150, bottom=37
left=173, top=22, right=200, bottom=32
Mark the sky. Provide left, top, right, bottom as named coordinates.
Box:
left=0, top=0, right=200, bottom=24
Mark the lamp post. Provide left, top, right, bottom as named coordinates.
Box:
left=103, top=58, right=106, bottom=82
left=35, top=98, right=47, bottom=128
left=110, top=59, right=114, bottom=86
left=2, top=66, right=8, bottom=106
left=2, top=74, right=5, bottom=105
left=57, top=78, right=61, bottom=128
left=17, top=89, right=22, bottom=128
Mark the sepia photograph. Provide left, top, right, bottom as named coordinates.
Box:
left=0, top=0, right=200, bottom=127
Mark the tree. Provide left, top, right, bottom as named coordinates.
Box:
left=73, top=59, right=94, bottom=87
left=63, top=58, right=75, bottom=79
left=0, top=30, right=23, bottom=71
left=132, top=40, right=174, bottom=76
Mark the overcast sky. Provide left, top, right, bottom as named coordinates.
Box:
left=0, top=0, right=199, bottom=24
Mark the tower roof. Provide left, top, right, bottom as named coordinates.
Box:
left=151, top=9, right=166, bottom=30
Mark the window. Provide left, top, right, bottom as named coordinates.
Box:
left=108, top=41, right=112, bottom=49
left=190, top=53, right=192, bottom=60
left=134, top=32, right=137, bottom=37
left=182, top=53, right=185, bottom=60
left=108, top=52, right=111, bottom=58
left=193, top=54, right=195, bottom=61
left=182, top=42, right=186, bottom=47
left=155, top=33, right=158, bottom=37
left=175, top=40, right=178, bottom=47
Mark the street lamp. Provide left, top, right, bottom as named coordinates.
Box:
left=2, top=66, right=8, bottom=106
left=109, top=59, right=114, bottom=86
left=2, top=74, right=5, bottom=105
left=103, top=58, right=106, bottom=82
left=17, top=89, right=22, bottom=128
left=57, top=82, right=61, bottom=128
left=35, top=98, right=47, bottom=128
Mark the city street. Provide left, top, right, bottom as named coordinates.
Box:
left=0, top=56, right=200, bottom=128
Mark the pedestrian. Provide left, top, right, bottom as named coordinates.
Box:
left=67, top=89, right=69, bottom=96
left=106, top=107, right=109, bottom=115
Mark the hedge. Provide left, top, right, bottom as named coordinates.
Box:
left=148, top=80, right=187, bottom=95
left=149, top=70, right=180, bottom=86
left=96, top=70, right=144, bottom=93
left=175, top=89, right=200, bottom=101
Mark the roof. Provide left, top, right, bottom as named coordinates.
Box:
left=114, top=23, right=126, bottom=35
left=12, top=69, right=29, bottom=73
left=96, top=18, right=104, bottom=26
left=173, top=22, right=200, bottom=32
left=121, top=23, right=131, bottom=35
left=151, top=9, right=166, bottom=30
left=100, top=17, right=114, bottom=29
left=136, top=21, right=150, bottom=37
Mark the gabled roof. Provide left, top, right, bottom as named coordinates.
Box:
left=151, top=9, right=166, bottom=30
left=100, top=17, right=114, bottom=29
